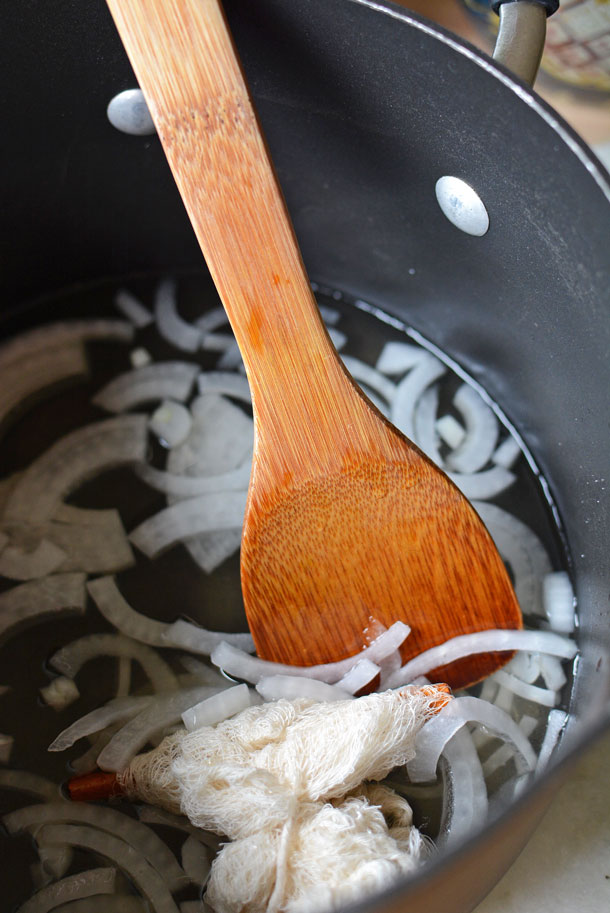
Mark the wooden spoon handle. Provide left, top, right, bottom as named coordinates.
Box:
left=105, top=0, right=359, bottom=463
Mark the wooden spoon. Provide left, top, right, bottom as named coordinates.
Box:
left=105, top=0, right=521, bottom=689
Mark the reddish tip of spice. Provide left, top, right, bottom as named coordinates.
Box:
left=67, top=770, right=122, bottom=802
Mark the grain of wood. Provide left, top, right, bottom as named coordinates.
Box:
left=104, top=0, right=522, bottom=687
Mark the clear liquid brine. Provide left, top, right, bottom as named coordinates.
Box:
left=0, top=273, right=576, bottom=911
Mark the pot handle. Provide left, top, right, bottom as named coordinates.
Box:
left=491, top=0, right=559, bottom=86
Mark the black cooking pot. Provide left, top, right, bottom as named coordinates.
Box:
left=1, top=1, right=609, bottom=910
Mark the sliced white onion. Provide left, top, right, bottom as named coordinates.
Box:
left=409, top=675, right=432, bottom=688
left=377, top=651, right=403, bottom=690
left=49, top=634, right=178, bottom=693
left=447, top=466, right=516, bottom=501
left=136, top=461, right=250, bottom=498
left=413, top=385, right=442, bottom=464
left=97, top=685, right=223, bottom=771
left=436, top=414, right=466, bottom=450
left=52, top=505, right=119, bottom=528
left=195, top=307, right=228, bottom=334
left=149, top=400, right=193, bottom=448
left=0, top=770, right=62, bottom=802
left=211, top=621, right=411, bottom=685
left=328, top=328, right=346, bottom=350
left=154, top=279, right=202, bottom=352
left=536, top=708, right=568, bottom=774
left=256, top=675, right=352, bottom=703
left=473, top=502, right=552, bottom=615
left=351, top=383, right=389, bottom=417
left=492, top=435, right=522, bottom=469
left=130, top=347, right=152, bottom=368
left=197, top=371, right=251, bottom=403
left=0, top=539, right=67, bottom=580
left=0, top=508, right=136, bottom=578
left=481, top=715, right=537, bottom=778
left=114, top=289, right=154, bottom=328
left=493, top=684, right=516, bottom=714
left=538, top=654, right=567, bottom=691
left=504, top=651, right=541, bottom=684
left=318, top=304, right=340, bottom=325
left=87, top=576, right=170, bottom=647
left=542, top=571, right=576, bottom=633
left=386, top=629, right=577, bottom=689
left=40, top=514, right=135, bottom=575
left=177, top=656, right=228, bottom=686
left=477, top=677, right=499, bottom=705
left=92, top=363, right=199, bottom=414
left=391, top=354, right=446, bottom=441
left=69, top=726, right=122, bottom=775
left=437, top=727, right=488, bottom=846
left=375, top=341, right=425, bottom=375
left=0, top=733, right=14, bottom=763
left=53, top=897, right=148, bottom=912
left=180, top=528, right=243, bottom=575
left=200, top=332, right=235, bottom=353
left=0, top=320, right=133, bottom=369
left=40, top=677, right=80, bottom=711
left=182, top=683, right=254, bottom=731
left=406, top=696, right=537, bottom=783
left=5, top=802, right=186, bottom=891
left=181, top=834, right=211, bottom=886
left=116, top=655, right=132, bottom=698
left=129, top=491, right=247, bottom=559
left=491, top=668, right=557, bottom=707
left=446, top=384, right=499, bottom=474
left=340, top=356, right=397, bottom=405
left=3, top=416, right=148, bottom=524
left=49, top=696, right=153, bottom=752
left=168, top=394, right=253, bottom=479
left=336, top=658, right=381, bottom=695
left=33, top=824, right=181, bottom=913
left=162, top=619, right=255, bottom=655
left=0, top=573, right=87, bottom=641
left=216, top=341, right=242, bottom=370
left=15, top=867, right=116, bottom=913
left=32, top=843, right=73, bottom=884
left=0, top=346, right=88, bottom=431
left=136, top=806, right=222, bottom=852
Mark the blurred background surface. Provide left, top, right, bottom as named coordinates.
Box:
left=397, top=0, right=610, bottom=166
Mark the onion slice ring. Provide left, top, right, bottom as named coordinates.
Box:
left=4, top=804, right=186, bottom=892
left=407, top=696, right=537, bottom=783
left=33, top=824, right=180, bottom=913
left=14, top=867, right=116, bottom=913
left=3, top=416, right=148, bottom=524
left=87, top=577, right=170, bottom=648
left=49, top=634, right=178, bottom=693
left=96, top=685, right=224, bottom=772
left=0, top=573, right=87, bottom=642
left=386, top=629, right=576, bottom=689
left=162, top=619, right=254, bottom=655
left=211, top=621, right=411, bottom=685
left=93, top=363, right=199, bottom=414
left=255, top=675, right=353, bottom=703
left=154, top=279, right=202, bottom=352
left=129, top=491, right=247, bottom=559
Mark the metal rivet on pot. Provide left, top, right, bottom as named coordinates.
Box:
left=435, top=176, right=489, bottom=237
left=107, top=89, right=156, bottom=136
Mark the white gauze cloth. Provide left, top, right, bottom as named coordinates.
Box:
left=117, top=685, right=448, bottom=912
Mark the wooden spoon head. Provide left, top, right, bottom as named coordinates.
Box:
left=241, top=430, right=522, bottom=691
